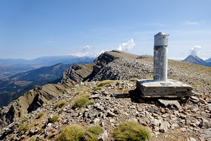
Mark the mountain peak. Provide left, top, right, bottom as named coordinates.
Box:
left=183, top=55, right=208, bottom=66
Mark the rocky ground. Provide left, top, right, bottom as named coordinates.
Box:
left=1, top=80, right=211, bottom=141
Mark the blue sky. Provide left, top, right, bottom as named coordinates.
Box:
left=0, top=0, right=210, bottom=60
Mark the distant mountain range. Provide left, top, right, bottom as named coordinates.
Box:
left=0, top=55, right=95, bottom=80
left=183, top=55, right=211, bottom=67
left=0, top=56, right=95, bottom=107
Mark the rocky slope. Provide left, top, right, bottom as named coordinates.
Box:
left=1, top=80, right=211, bottom=141
left=1, top=50, right=211, bottom=141
left=0, top=83, right=74, bottom=131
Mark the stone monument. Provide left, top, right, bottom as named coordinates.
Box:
left=136, top=32, right=193, bottom=98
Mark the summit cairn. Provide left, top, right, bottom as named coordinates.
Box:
left=136, top=32, right=193, bottom=98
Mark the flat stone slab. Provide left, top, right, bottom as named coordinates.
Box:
left=136, top=79, right=193, bottom=98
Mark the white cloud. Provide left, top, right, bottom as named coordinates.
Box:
left=82, top=45, right=92, bottom=52
left=190, top=45, right=201, bottom=57
left=183, top=21, right=204, bottom=25
left=71, top=45, right=105, bottom=57
left=117, top=39, right=136, bottom=52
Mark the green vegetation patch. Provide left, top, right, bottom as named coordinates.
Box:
left=97, top=80, right=114, bottom=87
left=28, top=137, right=36, bottom=141
left=50, top=115, right=59, bottom=123
left=69, top=99, right=73, bottom=102
left=44, top=103, right=50, bottom=108
left=85, top=125, right=103, bottom=141
left=72, top=94, right=93, bottom=109
left=37, top=113, right=44, bottom=119
left=55, top=100, right=66, bottom=108
left=21, top=117, right=27, bottom=123
left=72, top=98, right=88, bottom=109
left=56, top=124, right=84, bottom=141
left=18, top=123, right=29, bottom=133
left=113, top=121, right=150, bottom=141
left=94, top=87, right=101, bottom=91
left=128, top=78, right=136, bottom=82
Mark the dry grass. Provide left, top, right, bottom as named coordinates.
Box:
left=37, top=113, right=44, bottom=119
left=56, top=125, right=84, bottom=141
left=84, top=125, right=103, bottom=141
left=97, top=80, right=114, bottom=87
left=113, top=121, right=150, bottom=141
left=50, top=115, right=59, bottom=123
left=55, top=100, right=66, bottom=108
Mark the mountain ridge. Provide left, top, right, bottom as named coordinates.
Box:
left=1, top=51, right=211, bottom=140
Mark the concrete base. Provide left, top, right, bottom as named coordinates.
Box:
left=136, top=79, right=193, bottom=98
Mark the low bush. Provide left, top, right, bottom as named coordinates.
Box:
left=37, top=113, right=44, bottom=119
left=50, top=115, right=59, bottom=123
left=55, top=100, right=66, bottom=108
left=113, top=121, right=150, bottom=141
left=56, top=124, right=84, bottom=141
left=97, top=80, right=114, bottom=87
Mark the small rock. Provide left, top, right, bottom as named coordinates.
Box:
left=98, top=130, right=108, bottom=141
left=107, top=111, right=116, bottom=117
left=159, top=121, right=169, bottom=133
left=158, top=99, right=181, bottom=110
left=190, top=96, right=199, bottom=103
left=189, top=137, right=196, bottom=141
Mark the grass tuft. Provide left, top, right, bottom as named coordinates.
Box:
left=50, top=115, right=59, bottom=123
left=56, top=125, right=84, bottom=141
left=97, top=80, right=114, bottom=87
left=85, top=125, right=103, bottom=141
left=21, top=117, right=27, bottom=123
left=72, top=98, right=88, bottom=109
left=55, top=100, right=66, bottom=108
left=128, top=78, right=136, bottom=81
left=94, top=87, right=101, bottom=91
left=44, top=103, right=50, bottom=108
left=113, top=121, right=150, bottom=141
left=69, top=99, right=73, bottom=102
left=37, top=113, right=44, bottom=119
left=18, top=123, right=29, bottom=133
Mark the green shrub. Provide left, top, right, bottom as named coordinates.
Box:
left=50, top=115, right=59, bottom=123
left=113, top=121, right=150, bottom=141
left=37, top=113, right=44, bottom=119
left=85, top=125, right=103, bottom=141
left=94, top=87, right=101, bottom=91
left=56, top=125, right=84, bottom=141
left=55, top=100, right=66, bottom=108
left=44, top=103, right=51, bottom=108
left=72, top=98, right=88, bottom=109
left=18, top=123, right=29, bottom=133
left=97, top=80, right=114, bottom=87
